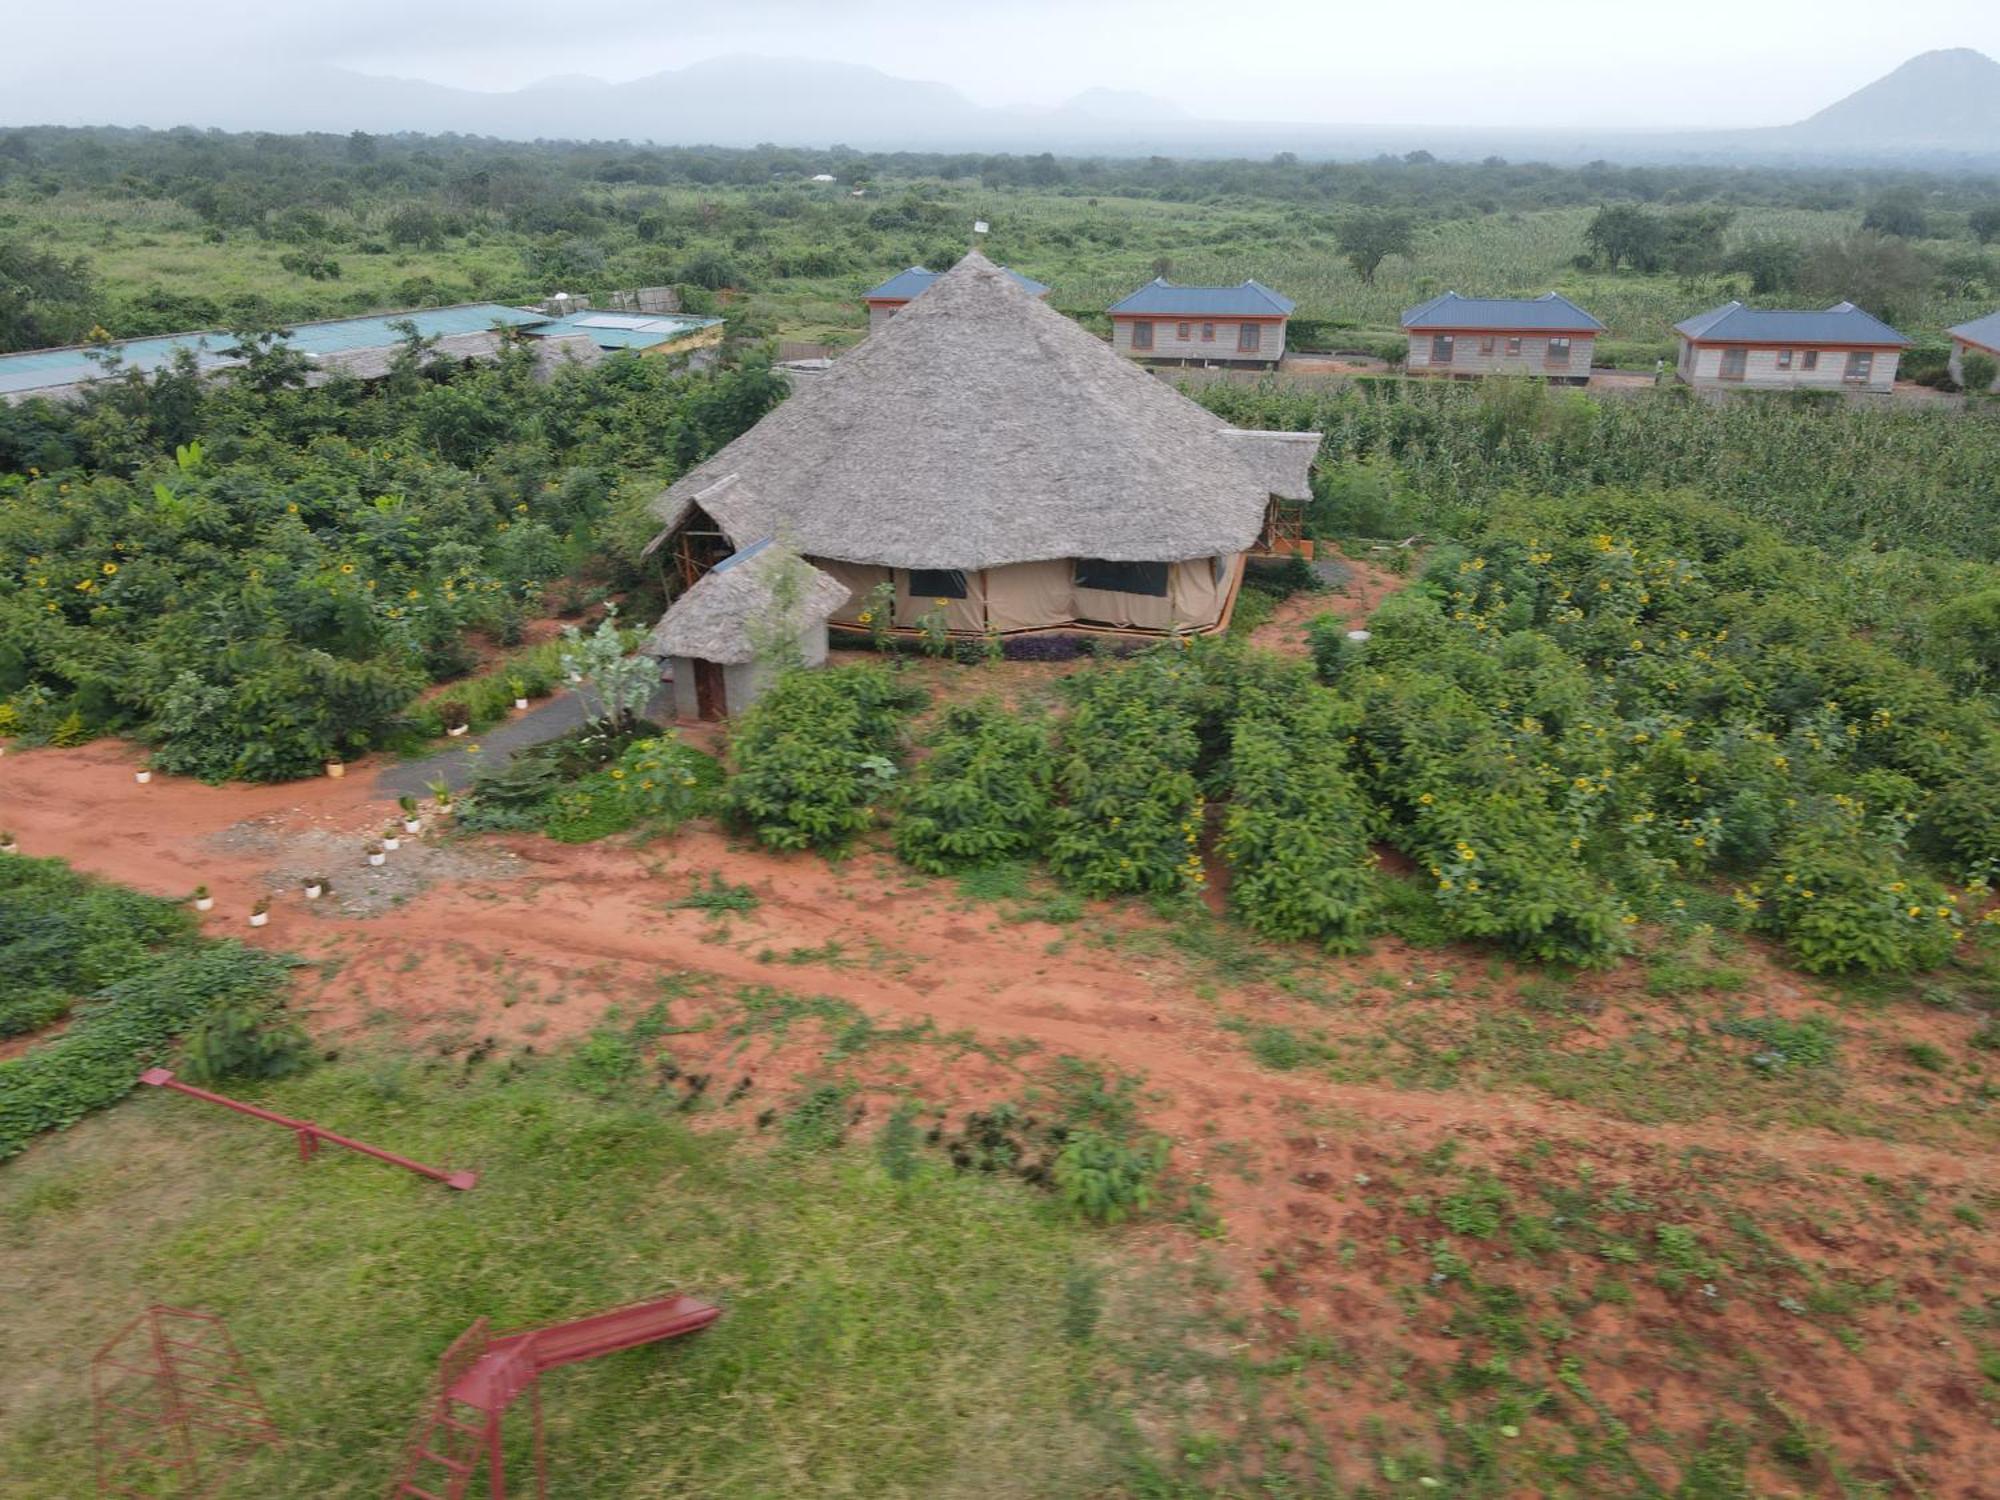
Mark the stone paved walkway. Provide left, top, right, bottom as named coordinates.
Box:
left=372, top=686, right=676, bottom=799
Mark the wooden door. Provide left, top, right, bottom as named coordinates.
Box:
left=693, top=658, right=726, bottom=721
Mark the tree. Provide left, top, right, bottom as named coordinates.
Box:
left=1583, top=204, right=1664, bottom=272
left=0, top=240, right=96, bottom=352
left=1801, top=230, right=1930, bottom=326
left=1861, top=190, right=1928, bottom=240
left=1729, top=234, right=1804, bottom=294
left=1659, top=207, right=1734, bottom=276
left=1972, top=205, right=2000, bottom=245
left=1335, top=209, right=1415, bottom=285
left=560, top=603, right=656, bottom=733
left=220, top=327, right=310, bottom=395
left=1962, top=350, right=1998, bottom=395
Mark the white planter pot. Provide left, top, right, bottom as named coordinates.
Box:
left=0, top=844, right=17, bottom=856
left=402, top=818, right=422, bottom=834
left=382, top=836, right=401, bottom=852
left=514, top=698, right=530, bottom=710
left=304, top=885, right=323, bottom=900
left=447, top=724, right=469, bottom=737
left=367, top=852, right=387, bottom=867
left=325, top=762, right=346, bottom=779
left=194, top=896, right=214, bottom=912
left=248, top=912, right=269, bottom=928
left=134, top=770, right=152, bottom=784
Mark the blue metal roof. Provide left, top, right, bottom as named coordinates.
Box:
left=864, top=266, right=1048, bottom=301
left=1106, top=278, right=1295, bottom=317
left=1400, top=291, right=1604, bottom=333
left=0, top=303, right=547, bottom=397
left=1674, top=301, right=1910, bottom=347
left=1950, top=310, right=2000, bottom=353
left=527, top=310, right=723, bottom=351
left=711, top=537, right=774, bottom=573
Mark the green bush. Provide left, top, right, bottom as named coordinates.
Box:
left=894, top=702, right=1053, bottom=874
left=1047, top=656, right=1205, bottom=898
left=0, top=856, right=196, bottom=1037
left=0, top=941, right=291, bottom=1159
left=1220, top=687, right=1377, bottom=952
left=1751, top=805, right=1961, bottom=975
left=1051, top=1129, right=1168, bottom=1224
left=722, top=665, right=924, bottom=852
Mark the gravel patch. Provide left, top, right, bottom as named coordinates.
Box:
left=207, top=818, right=529, bottom=918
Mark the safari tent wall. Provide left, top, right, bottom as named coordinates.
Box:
left=811, top=554, right=1243, bottom=636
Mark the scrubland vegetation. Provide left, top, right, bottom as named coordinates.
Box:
left=4, top=126, right=1999, bottom=1499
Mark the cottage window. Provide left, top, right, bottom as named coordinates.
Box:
left=1479, top=336, right=1496, bottom=355
left=1506, top=337, right=1522, bottom=356
left=907, top=568, right=968, bottom=600
left=1776, top=349, right=1794, bottom=370
left=1201, top=322, right=1215, bottom=342
left=1131, top=320, right=1153, bottom=351
left=1545, top=338, right=1572, bottom=367
left=1801, top=350, right=1819, bottom=371
left=1238, top=323, right=1263, bottom=353
left=1075, top=558, right=1170, bottom=597
left=1431, top=334, right=1455, bottom=364
left=1844, top=351, right=1874, bottom=383
left=1177, top=322, right=1192, bottom=341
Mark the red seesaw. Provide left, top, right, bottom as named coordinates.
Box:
left=138, top=1068, right=477, bottom=1191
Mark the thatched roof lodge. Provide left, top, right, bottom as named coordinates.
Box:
left=646, top=251, right=1319, bottom=639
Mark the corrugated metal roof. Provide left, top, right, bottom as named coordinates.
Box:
left=1106, top=279, right=1295, bottom=317
left=528, top=310, right=722, bottom=350
left=1674, top=301, right=1911, bottom=346
left=1400, top=291, right=1605, bottom=332
left=0, top=302, right=547, bottom=397
left=864, top=266, right=1048, bottom=301
left=1950, top=310, right=2000, bottom=353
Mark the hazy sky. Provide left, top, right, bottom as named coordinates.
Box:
left=3, top=0, right=1996, bottom=128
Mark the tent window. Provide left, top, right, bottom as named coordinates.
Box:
left=1075, top=559, right=1170, bottom=597
left=908, top=568, right=968, bottom=600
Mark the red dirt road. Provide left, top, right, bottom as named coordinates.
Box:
left=3, top=736, right=1995, bottom=1495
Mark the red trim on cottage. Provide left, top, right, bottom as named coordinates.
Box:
left=1402, top=326, right=1599, bottom=338
left=1679, top=336, right=1907, bottom=351
left=1956, top=333, right=2000, bottom=357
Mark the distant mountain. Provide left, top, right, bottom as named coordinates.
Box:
left=1055, top=88, right=1188, bottom=123
left=1789, top=48, right=2000, bottom=148
left=4, top=47, right=1996, bottom=167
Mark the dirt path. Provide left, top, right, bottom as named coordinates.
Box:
left=4, top=735, right=1995, bottom=1495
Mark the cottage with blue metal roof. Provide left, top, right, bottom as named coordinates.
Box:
left=862, top=265, right=1048, bottom=334
left=1948, top=311, right=2000, bottom=392
left=1105, top=278, right=1294, bottom=367
left=1674, top=301, right=1911, bottom=393
left=1400, top=292, right=1604, bottom=385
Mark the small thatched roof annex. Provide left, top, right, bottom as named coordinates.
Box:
left=644, top=539, right=850, bottom=665
left=650, top=251, right=1317, bottom=573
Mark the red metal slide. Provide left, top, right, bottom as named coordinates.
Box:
left=389, top=1294, right=721, bottom=1500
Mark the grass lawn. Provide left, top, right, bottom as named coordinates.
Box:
left=0, top=1049, right=1184, bottom=1499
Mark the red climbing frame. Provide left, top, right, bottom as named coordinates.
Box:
left=388, top=1293, right=721, bottom=1499
left=90, top=1306, right=282, bottom=1499
left=138, top=1068, right=477, bottom=1190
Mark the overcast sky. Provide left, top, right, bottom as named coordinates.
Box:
left=3, top=0, right=1995, bottom=129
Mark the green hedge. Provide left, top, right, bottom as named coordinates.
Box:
left=0, top=858, right=292, bottom=1159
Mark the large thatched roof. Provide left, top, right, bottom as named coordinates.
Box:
left=643, top=539, right=849, bottom=665
left=651, top=251, right=1317, bottom=571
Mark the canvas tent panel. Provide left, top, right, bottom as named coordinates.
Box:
left=1170, top=555, right=1232, bottom=630
left=895, top=568, right=988, bottom=632
left=813, top=558, right=893, bottom=623
left=984, top=559, right=1076, bottom=632
left=1074, top=577, right=1175, bottom=631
